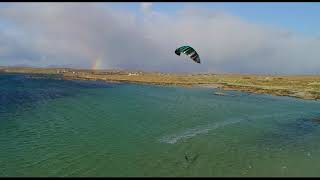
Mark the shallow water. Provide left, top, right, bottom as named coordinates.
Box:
left=1, top=73, right=320, bottom=177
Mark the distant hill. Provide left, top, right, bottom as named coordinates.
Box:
left=9, top=64, right=35, bottom=68
left=46, top=64, right=76, bottom=68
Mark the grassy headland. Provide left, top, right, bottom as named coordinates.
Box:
left=1, top=66, right=320, bottom=100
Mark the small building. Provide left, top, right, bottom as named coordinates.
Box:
left=128, top=73, right=138, bottom=76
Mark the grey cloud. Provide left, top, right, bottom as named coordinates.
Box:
left=0, top=3, right=319, bottom=74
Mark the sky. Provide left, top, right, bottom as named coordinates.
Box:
left=0, top=2, right=320, bottom=74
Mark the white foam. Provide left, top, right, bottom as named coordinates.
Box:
left=158, top=111, right=319, bottom=144
left=159, top=118, right=243, bottom=144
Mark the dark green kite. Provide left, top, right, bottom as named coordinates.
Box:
left=175, top=46, right=200, bottom=64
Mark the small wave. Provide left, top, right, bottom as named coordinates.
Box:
left=159, top=118, right=243, bottom=144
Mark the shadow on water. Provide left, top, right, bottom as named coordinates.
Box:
left=0, top=73, right=120, bottom=116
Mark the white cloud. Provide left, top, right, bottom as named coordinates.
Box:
left=0, top=3, right=320, bottom=74
left=140, top=2, right=152, bottom=14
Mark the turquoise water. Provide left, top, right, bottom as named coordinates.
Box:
left=1, top=73, right=320, bottom=177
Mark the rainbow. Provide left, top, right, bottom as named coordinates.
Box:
left=91, top=58, right=103, bottom=70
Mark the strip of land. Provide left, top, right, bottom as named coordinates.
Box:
left=1, top=66, right=320, bottom=100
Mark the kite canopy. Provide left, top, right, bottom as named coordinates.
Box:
left=175, top=46, right=201, bottom=64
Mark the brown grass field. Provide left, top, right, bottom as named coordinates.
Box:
left=1, top=66, right=320, bottom=100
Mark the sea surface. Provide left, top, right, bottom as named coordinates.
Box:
left=1, top=73, right=320, bottom=177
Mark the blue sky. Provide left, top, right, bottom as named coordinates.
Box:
left=1, top=3, right=320, bottom=74
left=110, top=2, right=320, bottom=36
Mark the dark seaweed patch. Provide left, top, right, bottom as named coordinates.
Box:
left=254, top=114, right=320, bottom=149
left=0, top=73, right=119, bottom=116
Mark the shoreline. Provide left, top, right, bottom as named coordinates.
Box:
left=1, top=66, right=320, bottom=101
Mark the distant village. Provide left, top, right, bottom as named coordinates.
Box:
left=0, top=66, right=145, bottom=77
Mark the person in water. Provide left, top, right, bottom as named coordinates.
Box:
left=184, top=154, right=189, bottom=162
